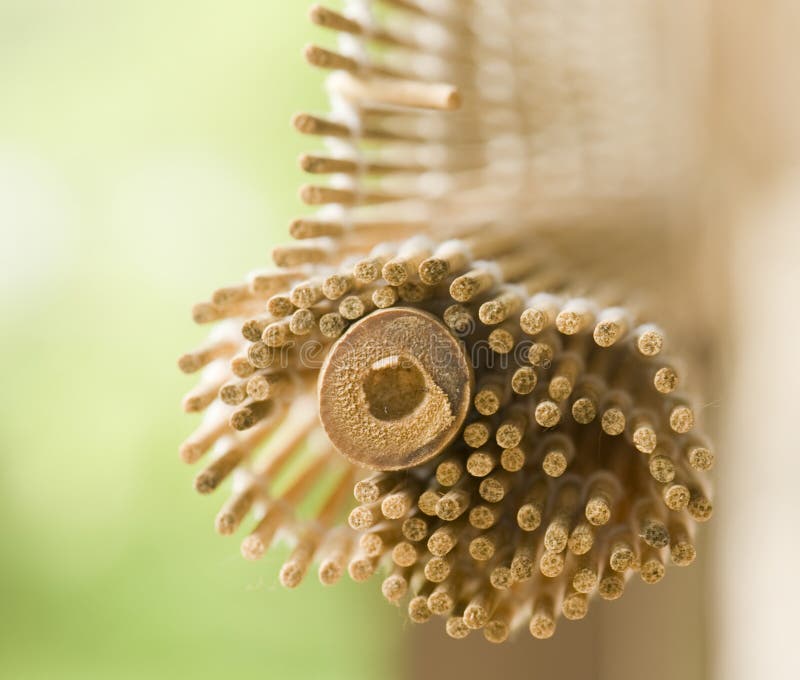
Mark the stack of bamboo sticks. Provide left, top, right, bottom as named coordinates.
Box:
left=177, top=0, right=713, bottom=642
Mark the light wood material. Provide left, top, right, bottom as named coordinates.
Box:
left=318, top=308, right=473, bottom=470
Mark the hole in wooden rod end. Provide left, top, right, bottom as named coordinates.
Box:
left=363, top=355, right=427, bottom=421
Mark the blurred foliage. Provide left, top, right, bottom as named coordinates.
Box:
left=0, top=2, right=400, bottom=678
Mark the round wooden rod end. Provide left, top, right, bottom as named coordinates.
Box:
left=318, top=307, right=473, bottom=471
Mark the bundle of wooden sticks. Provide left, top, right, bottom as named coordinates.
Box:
left=178, top=0, right=714, bottom=642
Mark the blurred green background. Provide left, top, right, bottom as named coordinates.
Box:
left=0, top=2, right=400, bottom=678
